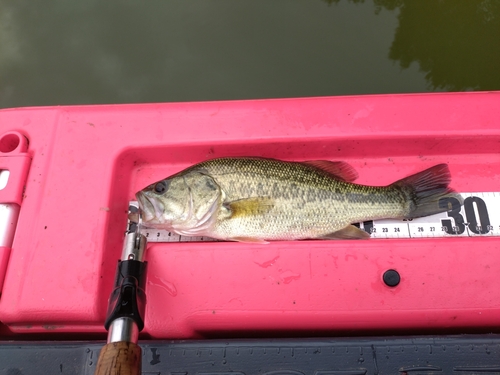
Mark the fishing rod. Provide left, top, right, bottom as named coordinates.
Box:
left=95, top=211, right=148, bottom=375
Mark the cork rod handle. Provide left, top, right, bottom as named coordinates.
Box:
left=95, top=341, right=142, bottom=375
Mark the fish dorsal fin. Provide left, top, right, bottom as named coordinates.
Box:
left=301, top=160, right=358, bottom=182
left=319, top=225, right=370, bottom=240
left=225, top=197, right=274, bottom=218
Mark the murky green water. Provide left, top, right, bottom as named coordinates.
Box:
left=0, top=0, right=499, bottom=108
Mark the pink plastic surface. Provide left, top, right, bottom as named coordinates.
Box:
left=0, top=132, right=31, bottom=206
left=0, top=92, right=499, bottom=338
left=0, top=132, right=31, bottom=294
left=0, top=247, right=10, bottom=292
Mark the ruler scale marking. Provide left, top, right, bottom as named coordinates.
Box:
left=129, top=192, right=500, bottom=242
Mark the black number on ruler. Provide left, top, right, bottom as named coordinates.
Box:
left=439, top=197, right=466, bottom=234
left=394, top=227, right=400, bottom=232
left=418, top=227, right=424, bottom=232
left=439, top=196, right=491, bottom=235
left=382, top=228, right=388, bottom=233
left=464, top=196, right=491, bottom=234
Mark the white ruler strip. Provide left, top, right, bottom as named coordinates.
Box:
left=129, top=192, right=500, bottom=242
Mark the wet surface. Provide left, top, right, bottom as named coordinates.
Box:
left=1, top=0, right=498, bottom=109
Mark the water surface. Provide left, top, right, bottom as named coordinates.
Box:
left=0, top=0, right=498, bottom=108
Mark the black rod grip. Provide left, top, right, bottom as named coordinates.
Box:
left=104, top=260, right=147, bottom=331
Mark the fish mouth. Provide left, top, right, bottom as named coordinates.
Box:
left=136, top=192, right=165, bottom=223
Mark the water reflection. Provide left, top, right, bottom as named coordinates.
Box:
left=0, top=1, right=498, bottom=108
left=0, top=1, right=411, bottom=107
left=326, top=0, right=500, bottom=91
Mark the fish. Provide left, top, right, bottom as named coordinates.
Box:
left=134, top=157, right=463, bottom=243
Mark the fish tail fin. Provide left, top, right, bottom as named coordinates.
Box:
left=392, top=164, right=463, bottom=219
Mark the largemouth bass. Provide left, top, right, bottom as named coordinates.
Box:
left=135, top=157, right=462, bottom=242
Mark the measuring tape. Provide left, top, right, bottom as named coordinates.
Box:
left=129, top=192, right=500, bottom=242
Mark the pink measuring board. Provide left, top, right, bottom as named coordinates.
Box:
left=0, top=92, right=499, bottom=338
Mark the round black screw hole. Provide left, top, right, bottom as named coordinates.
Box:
left=383, top=269, right=400, bottom=287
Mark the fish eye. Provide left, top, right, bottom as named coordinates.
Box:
left=154, top=181, right=168, bottom=194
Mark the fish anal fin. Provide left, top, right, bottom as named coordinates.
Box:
left=301, top=160, right=358, bottom=182
left=319, top=225, right=371, bottom=240
left=230, top=236, right=269, bottom=244
left=226, top=197, right=274, bottom=218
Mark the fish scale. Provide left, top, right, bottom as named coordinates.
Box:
left=130, top=192, right=500, bottom=241
left=135, top=157, right=461, bottom=242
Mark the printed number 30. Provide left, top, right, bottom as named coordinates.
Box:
left=439, top=196, right=491, bottom=235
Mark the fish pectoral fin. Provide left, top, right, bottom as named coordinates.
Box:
left=301, top=160, right=358, bottom=182
left=225, top=197, right=274, bottom=218
left=230, top=236, right=270, bottom=244
left=319, top=225, right=371, bottom=240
